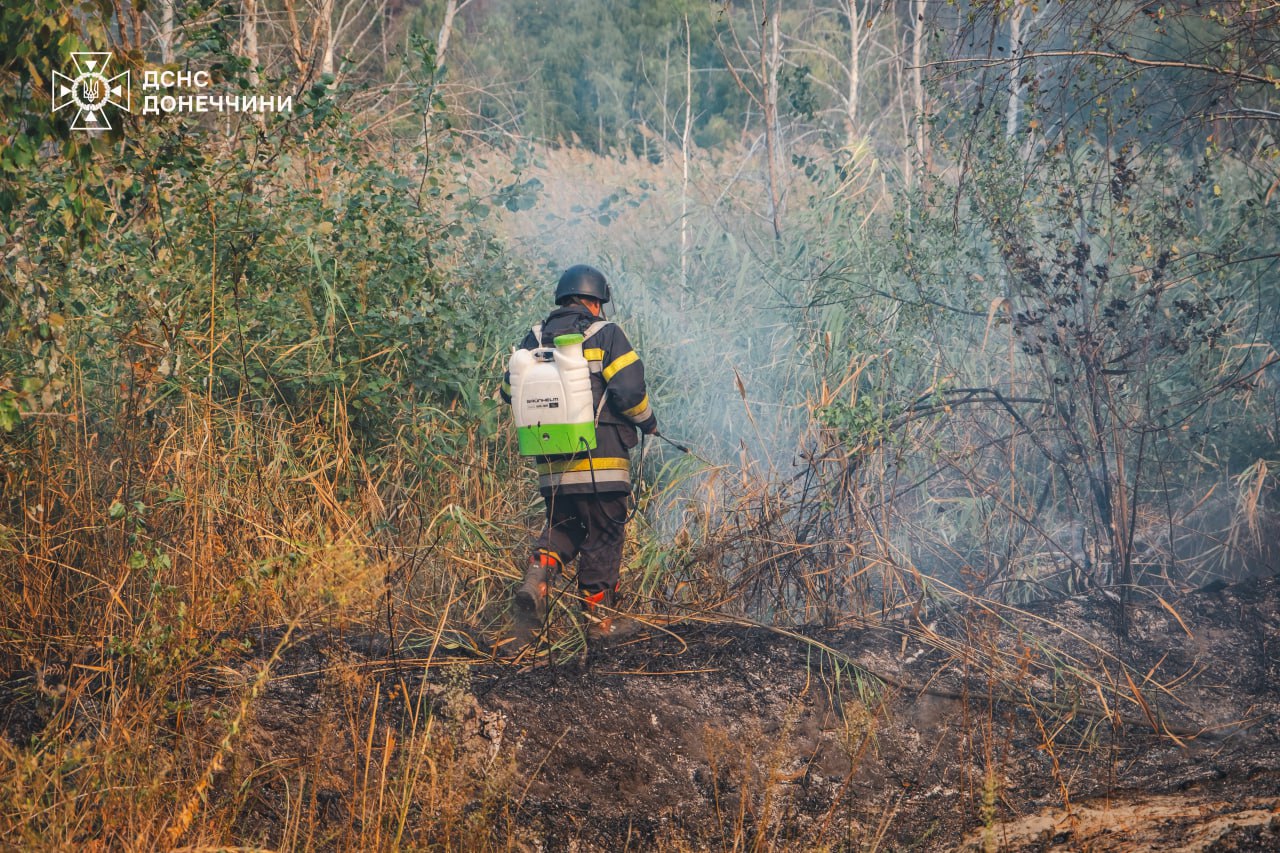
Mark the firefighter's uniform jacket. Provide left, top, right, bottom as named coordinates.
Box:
left=501, top=304, right=657, bottom=496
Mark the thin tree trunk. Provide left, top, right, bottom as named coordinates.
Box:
left=243, top=0, right=260, bottom=88
left=437, top=0, right=459, bottom=65
left=681, top=14, right=693, bottom=291
left=1005, top=1, right=1025, bottom=141
left=997, top=1, right=1026, bottom=326
left=908, top=0, right=927, bottom=186
left=762, top=0, right=783, bottom=240
left=894, top=13, right=912, bottom=185
left=283, top=0, right=305, bottom=76
left=133, top=4, right=144, bottom=54
left=321, top=0, right=336, bottom=77
left=159, top=0, right=175, bottom=64
left=845, top=0, right=862, bottom=146
left=422, top=0, right=463, bottom=143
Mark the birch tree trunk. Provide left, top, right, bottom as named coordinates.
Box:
left=681, top=14, right=693, bottom=291
left=894, top=13, right=912, bottom=178
left=845, top=0, right=863, bottom=147
left=1005, top=1, right=1025, bottom=141
left=158, top=0, right=175, bottom=64
left=910, top=0, right=926, bottom=186
left=437, top=0, right=460, bottom=65
left=906, top=0, right=936, bottom=185
left=243, top=0, right=260, bottom=88
left=422, top=0, right=464, bottom=149
left=320, top=0, right=336, bottom=77
left=762, top=0, right=783, bottom=240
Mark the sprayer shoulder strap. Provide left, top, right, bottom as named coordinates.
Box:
left=531, top=319, right=611, bottom=346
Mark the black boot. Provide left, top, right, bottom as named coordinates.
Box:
left=581, top=586, right=639, bottom=645
left=514, top=552, right=559, bottom=626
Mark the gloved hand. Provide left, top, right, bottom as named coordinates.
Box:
left=640, top=417, right=659, bottom=436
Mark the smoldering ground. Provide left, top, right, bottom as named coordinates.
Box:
left=7, top=571, right=1272, bottom=849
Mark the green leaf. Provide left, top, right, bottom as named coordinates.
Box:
left=0, top=396, right=19, bottom=433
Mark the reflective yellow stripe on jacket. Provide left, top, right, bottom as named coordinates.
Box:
left=621, top=394, right=651, bottom=421
left=536, top=455, right=631, bottom=490
left=536, top=457, right=630, bottom=475
left=602, top=350, right=638, bottom=381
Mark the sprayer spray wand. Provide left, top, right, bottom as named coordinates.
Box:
left=654, top=432, right=690, bottom=454
left=651, top=431, right=719, bottom=467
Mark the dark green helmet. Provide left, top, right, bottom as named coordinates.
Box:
left=554, top=264, right=611, bottom=305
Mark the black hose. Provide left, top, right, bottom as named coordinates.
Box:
left=582, top=433, right=639, bottom=525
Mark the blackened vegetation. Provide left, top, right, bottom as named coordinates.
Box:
left=7, top=575, right=1276, bottom=849
left=966, top=147, right=1273, bottom=635
left=474, top=575, right=1280, bottom=849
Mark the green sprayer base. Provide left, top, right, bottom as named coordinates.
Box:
left=517, top=422, right=597, bottom=456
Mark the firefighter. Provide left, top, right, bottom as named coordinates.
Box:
left=500, top=264, right=658, bottom=643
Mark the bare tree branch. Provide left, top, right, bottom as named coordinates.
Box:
left=924, top=49, right=1280, bottom=88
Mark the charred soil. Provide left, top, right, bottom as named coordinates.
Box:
left=4, top=575, right=1279, bottom=850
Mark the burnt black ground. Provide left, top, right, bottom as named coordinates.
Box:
left=3, top=574, right=1278, bottom=849
left=451, top=575, right=1280, bottom=849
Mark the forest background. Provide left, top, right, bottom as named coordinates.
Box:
left=1, top=0, right=1278, bottom=846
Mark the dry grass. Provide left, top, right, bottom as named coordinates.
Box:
left=1, top=340, right=1271, bottom=848
left=3, top=135, right=1275, bottom=848
left=0, top=382, right=529, bottom=848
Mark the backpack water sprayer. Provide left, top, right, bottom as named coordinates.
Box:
left=508, top=333, right=597, bottom=456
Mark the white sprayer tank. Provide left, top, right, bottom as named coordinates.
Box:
left=508, top=333, right=597, bottom=456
